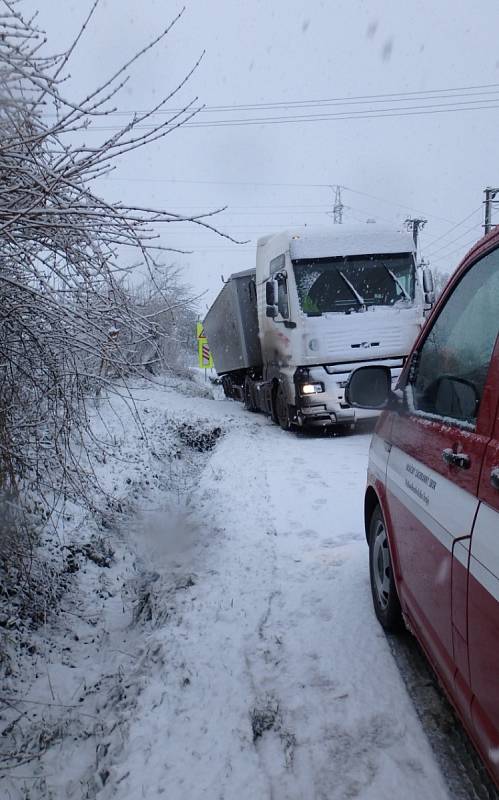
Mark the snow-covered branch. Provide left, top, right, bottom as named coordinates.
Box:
left=0, top=1, right=213, bottom=510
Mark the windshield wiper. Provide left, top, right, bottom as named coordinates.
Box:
left=338, top=271, right=365, bottom=308
left=381, top=262, right=411, bottom=302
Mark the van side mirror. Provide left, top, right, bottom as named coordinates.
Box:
left=345, top=365, right=393, bottom=409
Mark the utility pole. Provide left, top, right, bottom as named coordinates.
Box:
left=483, top=187, right=499, bottom=234
left=333, top=185, right=344, bottom=224
left=404, top=217, right=427, bottom=250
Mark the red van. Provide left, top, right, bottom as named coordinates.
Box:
left=346, top=229, right=499, bottom=786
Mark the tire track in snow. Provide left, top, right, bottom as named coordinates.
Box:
left=233, top=425, right=451, bottom=800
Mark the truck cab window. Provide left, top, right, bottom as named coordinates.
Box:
left=410, top=246, right=499, bottom=425
left=270, top=254, right=286, bottom=274
left=293, top=253, right=415, bottom=315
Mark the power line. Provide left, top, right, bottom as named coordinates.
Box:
left=153, top=199, right=400, bottom=229
left=102, top=177, right=332, bottom=188
left=342, top=186, right=453, bottom=223
left=48, top=81, right=499, bottom=117
left=429, top=236, right=482, bottom=265
left=424, top=221, right=483, bottom=258
left=99, top=176, right=454, bottom=224
left=210, top=210, right=337, bottom=216
left=155, top=204, right=335, bottom=210
left=422, top=206, right=482, bottom=250
left=85, top=97, right=499, bottom=130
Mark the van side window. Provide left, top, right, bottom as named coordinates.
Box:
left=409, top=246, right=499, bottom=426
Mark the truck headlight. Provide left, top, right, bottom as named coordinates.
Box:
left=299, top=382, right=324, bottom=396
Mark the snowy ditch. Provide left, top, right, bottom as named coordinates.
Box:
left=0, top=375, right=228, bottom=799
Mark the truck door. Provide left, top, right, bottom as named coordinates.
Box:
left=386, top=245, right=499, bottom=696
left=468, top=338, right=499, bottom=782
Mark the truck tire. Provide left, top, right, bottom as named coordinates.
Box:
left=221, top=375, right=232, bottom=399
left=244, top=376, right=257, bottom=412
left=274, top=384, right=292, bottom=431
left=368, top=505, right=403, bottom=632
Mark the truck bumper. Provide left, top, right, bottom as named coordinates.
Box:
left=292, top=358, right=404, bottom=427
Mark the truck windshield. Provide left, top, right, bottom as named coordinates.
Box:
left=293, top=253, right=415, bottom=315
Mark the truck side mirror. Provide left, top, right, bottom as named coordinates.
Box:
left=265, top=280, right=278, bottom=306
left=422, top=268, right=434, bottom=294
left=422, top=268, right=435, bottom=306
left=266, top=305, right=277, bottom=318
left=345, top=366, right=392, bottom=409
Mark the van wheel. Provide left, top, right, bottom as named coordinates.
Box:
left=369, top=505, right=403, bottom=631
left=274, top=384, right=291, bottom=430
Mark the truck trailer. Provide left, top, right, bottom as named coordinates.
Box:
left=204, top=225, right=434, bottom=430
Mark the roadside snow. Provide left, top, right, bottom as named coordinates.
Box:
left=0, top=375, right=450, bottom=799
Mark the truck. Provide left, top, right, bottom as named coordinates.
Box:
left=203, top=225, right=434, bottom=431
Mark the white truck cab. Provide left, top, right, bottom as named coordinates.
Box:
left=255, top=225, right=431, bottom=429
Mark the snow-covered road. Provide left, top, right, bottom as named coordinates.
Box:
left=2, top=377, right=457, bottom=799
left=98, top=383, right=450, bottom=800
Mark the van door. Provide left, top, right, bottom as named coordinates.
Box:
left=386, top=245, right=499, bottom=699
left=468, top=341, right=499, bottom=780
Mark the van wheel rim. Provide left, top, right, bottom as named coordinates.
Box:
left=372, top=519, right=391, bottom=610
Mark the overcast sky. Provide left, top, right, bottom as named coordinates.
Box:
left=24, top=0, right=499, bottom=306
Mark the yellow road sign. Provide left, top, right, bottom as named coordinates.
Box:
left=197, top=322, right=213, bottom=368
left=198, top=338, right=213, bottom=369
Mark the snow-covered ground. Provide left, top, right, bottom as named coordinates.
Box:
left=1, top=374, right=452, bottom=799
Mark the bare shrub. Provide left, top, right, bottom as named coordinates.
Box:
left=0, top=1, right=231, bottom=505
left=0, top=0, right=236, bottom=642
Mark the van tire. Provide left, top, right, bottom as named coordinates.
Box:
left=368, top=505, right=403, bottom=632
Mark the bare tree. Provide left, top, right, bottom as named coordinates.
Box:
left=117, top=270, right=198, bottom=375
left=0, top=0, right=230, bottom=511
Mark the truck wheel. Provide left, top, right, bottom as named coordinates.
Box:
left=244, top=376, right=257, bottom=412
left=368, top=505, right=403, bottom=632
left=274, top=384, right=292, bottom=431
left=221, top=375, right=232, bottom=399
